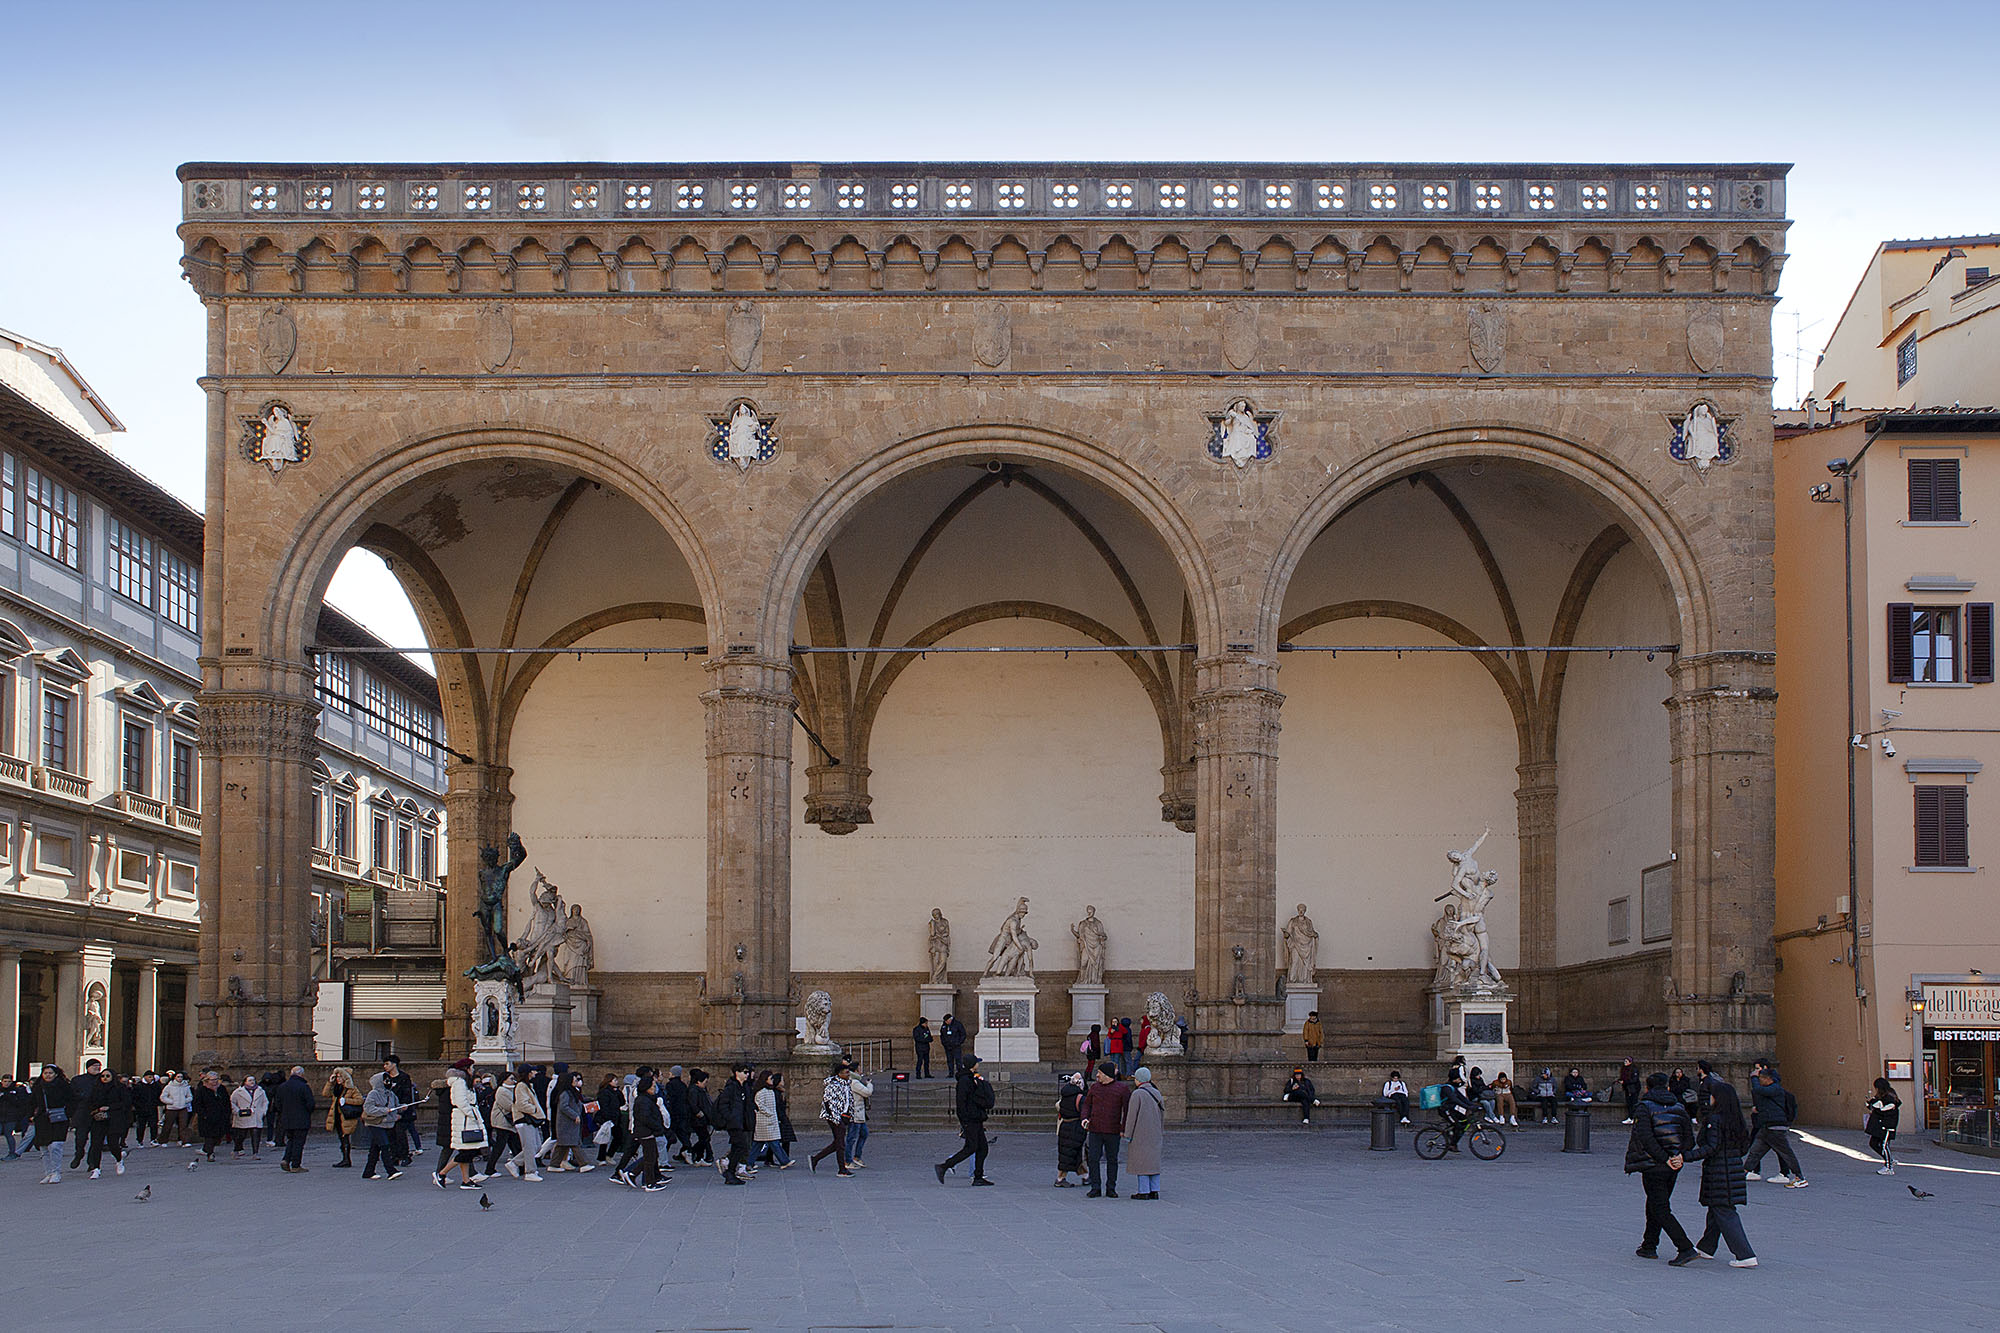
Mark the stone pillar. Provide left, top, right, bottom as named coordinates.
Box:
left=1663, top=652, right=1778, bottom=1063
left=701, top=655, right=794, bottom=1059
left=181, top=972, right=198, bottom=1070
left=1187, top=655, right=1285, bottom=1059
left=440, top=760, right=514, bottom=1059
left=134, top=959, right=160, bottom=1073
left=54, top=952, right=81, bottom=1069
left=1513, top=760, right=1559, bottom=1041
left=196, top=689, right=321, bottom=1067
left=0, top=948, right=20, bottom=1076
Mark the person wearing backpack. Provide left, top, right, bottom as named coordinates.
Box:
left=1625, top=1072, right=1697, bottom=1263
left=1742, top=1066, right=1808, bottom=1187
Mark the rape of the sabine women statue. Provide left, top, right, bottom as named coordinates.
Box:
left=1434, top=828, right=1504, bottom=990
left=985, top=896, right=1037, bottom=978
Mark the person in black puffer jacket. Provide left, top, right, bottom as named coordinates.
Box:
left=1682, top=1074, right=1757, bottom=1265
left=1624, top=1072, right=1696, bottom=1262
left=1054, top=1072, right=1086, bottom=1186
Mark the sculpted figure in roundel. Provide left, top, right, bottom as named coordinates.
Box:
left=1219, top=398, right=1261, bottom=467
left=800, top=989, right=835, bottom=1050
left=1145, top=991, right=1183, bottom=1055
left=725, top=402, right=764, bottom=468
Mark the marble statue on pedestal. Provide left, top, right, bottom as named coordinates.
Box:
left=798, top=989, right=837, bottom=1052
left=927, top=908, right=951, bottom=984
left=1071, top=905, right=1108, bottom=986
left=1434, top=828, right=1503, bottom=989
left=984, top=896, right=1037, bottom=978
left=554, top=904, right=594, bottom=989
left=515, top=869, right=567, bottom=992
left=1145, top=991, right=1183, bottom=1055
left=1281, top=904, right=1319, bottom=985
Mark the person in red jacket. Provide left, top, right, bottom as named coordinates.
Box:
left=1104, top=1020, right=1127, bottom=1077
left=1079, top=1062, right=1133, bottom=1198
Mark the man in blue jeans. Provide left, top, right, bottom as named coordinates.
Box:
left=1742, top=1065, right=1808, bottom=1187
left=1079, top=1062, right=1132, bottom=1198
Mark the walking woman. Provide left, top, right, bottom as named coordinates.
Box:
left=1054, top=1072, right=1086, bottom=1186
left=30, top=1064, right=72, bottom=1183
left=1866, top=1077, right=1902, bottom=1176
left=159, top=1071, right=192, bottom=1146
left=754, top=1070, right=791, bottom=1167
left=192, top=1070, right=232, bottom=1161
left=358, top=1071, right=402, bottom=1180
left=595, top=1072, right=625, bottom=1163
left=323, top=1066, right=362, bottom=1168
left=1681, top=1072, right=1758, bottom=1267
left=549, top=1071, right=597, bottom=1172
left=809, top=1059, right=854, bottom=1176
left=437, top=1059, right=487, bottom=1190
left=230, top=1072, right=268, bottom=1157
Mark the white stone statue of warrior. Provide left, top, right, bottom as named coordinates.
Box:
left=1071, top=904, right=1108, bottom=986
left=926, top=907, right=951, bottom=984
left=259, top=404, right=302, bottom=471
left=1219, top=398, right=1260, bottom=467
left=514, top=869, right=566, bottom=989
left=1281, top=903, right=1319, bottom=986
left=985, top=896, right=1038, bottom=978
left=554, top=904, right=594, bottom=988
left=725, top=402, right=763, bottom=467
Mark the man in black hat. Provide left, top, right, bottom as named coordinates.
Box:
left=934, top=1053, right=995, bottom=1186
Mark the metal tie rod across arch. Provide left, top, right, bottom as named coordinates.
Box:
left=307, top=642, right=1681, bottom=657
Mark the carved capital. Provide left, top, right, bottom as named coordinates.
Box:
left=1189, top=685, right=1284, bottom=760
left=198, top=692, right=321, bottom=762
left=804, top=763, right=873, bottom=835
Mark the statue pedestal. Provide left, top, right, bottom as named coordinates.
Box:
left=973, top=976, right=1040, bottom=1063
left=470, top=978, right=523, bottom=1068
left=1433, top=986, right=1514, bottom=1071
left=1067, top=983, right=1108, bottom=1035
left=917, top=983, right=957, bottom=1027
left=517, top=981, right=575, bottom=1064
left=1283, top=982, right=1321, bottom=1035
left=569, top=984, right=600, bottom=1055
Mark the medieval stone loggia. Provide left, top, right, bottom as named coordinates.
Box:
left=179, top=161, right=1783, bottom=1096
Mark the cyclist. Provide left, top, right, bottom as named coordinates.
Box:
left=1437, top=1074, right=1483, bottom=1152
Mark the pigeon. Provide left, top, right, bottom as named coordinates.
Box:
left=186, top=1160, right=201, bottom=1171
left=134, top=1185, right=151, bottom=1202
left=478, top=1192, right=492, bottom=1209
left=1908, top=1185, right=1935, bottom=1199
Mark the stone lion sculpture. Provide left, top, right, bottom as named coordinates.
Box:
left=1144, top=991, right=1183, bottom=1056
left=799, top=988, right=835, bottom=1051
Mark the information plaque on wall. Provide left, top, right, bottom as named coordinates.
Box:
left=984, top=1000, right=1029, bottom=1029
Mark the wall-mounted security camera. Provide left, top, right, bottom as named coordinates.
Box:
left=1826, top=457, right=1849, bottom=475
left=1880, top=709, right=1902, bottom=720
left=1881, top=738, right=1897, bottom=758
left=1852, top=734, right=1868, bottom=748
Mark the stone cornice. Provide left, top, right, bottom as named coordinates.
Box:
left=179, top=163, right=1788, bottom=300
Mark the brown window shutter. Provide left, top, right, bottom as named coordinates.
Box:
left=1910, top=460, right=1935, bottom=522
left=1915, top=785, right=1942, bottom=866
left=1970, top=603, right=1995, bottom=683
left=1888, top=603, right=1916, bottom=682
left=1941, top=785, right=1970, bottom=867
left=1936, top=459, right=1962, bottom=522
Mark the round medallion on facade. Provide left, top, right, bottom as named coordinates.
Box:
left=239, top=400, right=312, bottom=474
left=1207, top=397, right=1275, bottom=468
left=710, top=399, right=778, bottom=471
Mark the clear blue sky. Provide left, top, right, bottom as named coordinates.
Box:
left=3, top=0, right=1994, bottom=646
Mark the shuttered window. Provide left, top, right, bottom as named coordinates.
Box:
left=1909, top=459, right=1962, bottom=523
left=1915, top=784, right=1969, bottom=867
left=1890, top=603, right=1995, bottom=683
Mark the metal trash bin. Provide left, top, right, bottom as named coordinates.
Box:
left=1369, top=1100, right=1397, bottom=1151
left=1562, top=1103, right=1592, bottom=1153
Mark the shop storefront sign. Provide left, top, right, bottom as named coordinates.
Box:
left=1930, top=1030, right=1999, bottom=1042
left=1922, top=984, right=2000, bottom=1028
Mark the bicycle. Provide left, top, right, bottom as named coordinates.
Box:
left=1413, top=1110, right=1506, bottom=1160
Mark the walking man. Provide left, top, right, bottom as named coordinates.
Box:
left=911, top=1017, right=934, bottom=1079
left=714, top=1062, right=755, bottom=1184
left=1625, top=1072, right=1697, bottom=1263
left=275, top=1065, right=316, bottom=1172
left=1079, top=1061, right=1132, bottom=1198
left=1742, top=1065, right=1809, bottom=1188
left=810, top=1058, right=854, bottom=1175
left=935, top=1053, right=995, bottom=1185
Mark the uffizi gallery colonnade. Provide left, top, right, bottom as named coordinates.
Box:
left=177, top=162, right=1788, bottom=1088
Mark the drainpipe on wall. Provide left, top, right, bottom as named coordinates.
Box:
left=1835, top=420, right=1888, bottom=1004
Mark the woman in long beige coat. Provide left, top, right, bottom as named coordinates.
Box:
left=1121, top=1066, right=1168, bottom=1200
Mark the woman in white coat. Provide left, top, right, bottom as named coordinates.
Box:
left=437, top=1060, right=486, bottom=1190
left=229, top=1074, right=268, bottom=1157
